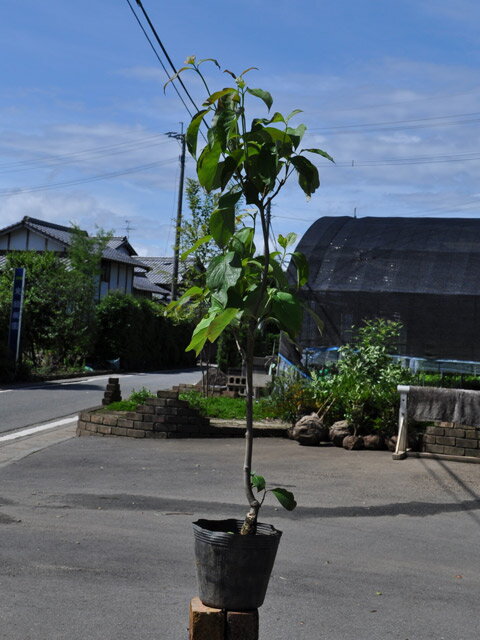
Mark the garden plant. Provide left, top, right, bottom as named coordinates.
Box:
left=167, top=56, right=333, bottom=534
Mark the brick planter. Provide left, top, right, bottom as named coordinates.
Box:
left=77, top=390, right=213, bottom=439
left=422, top=422, right=480, bottom=458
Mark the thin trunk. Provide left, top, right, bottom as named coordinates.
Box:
left=240, top=320, right=260, bottom=535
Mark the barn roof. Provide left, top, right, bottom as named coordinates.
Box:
left=295, top=216, right=480, bottom=296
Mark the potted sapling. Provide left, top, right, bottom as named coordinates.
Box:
left=167, top=57, right=333, bottom=610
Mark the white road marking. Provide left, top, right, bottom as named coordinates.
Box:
left=0, top=417, right=77, bottom=443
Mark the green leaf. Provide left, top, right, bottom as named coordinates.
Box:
left=278, top=232, right=297, bottom=250
left=251, top=474, right=266, bottom=492
left=246, top=87, right=273, bottom=110
left=186, top=307, right=239, bottom=355
left=203, top=88, right=237, bottom=106
left=271, top=487, right=297, bottom=511
left=210, top=209, right=235, bottom=248
left=197, top=141, right=222, bottom=192
left=180, top=235, right=212, bottom=260
left=206, top=252, right=242, bottom=291
left=290, top=155, right=320, bottom=196
left=212, top=107, right=238, bottom=151
left=270, top=290, right=303, bottom=337
left=186, top=109, right=210, bottom=157
left=286, top=123, right=306, bottom=150
left=301, top=148, right=335, bottom=163
left=291, top=251, right=309, bottom=287
left=285, top=109, right=303, bottom=122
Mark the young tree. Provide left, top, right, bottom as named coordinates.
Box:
left=168, top=58, right=333, bottom=533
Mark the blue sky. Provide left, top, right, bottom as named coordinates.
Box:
left=1, top=0, right=480, bottom=256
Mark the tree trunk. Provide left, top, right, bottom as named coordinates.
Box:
left=240, top=320, right=259, bottom=534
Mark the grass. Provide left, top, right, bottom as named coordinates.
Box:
left=179, top=390, right=278, bottom=420
left=106, top=387, right=155, bottom=412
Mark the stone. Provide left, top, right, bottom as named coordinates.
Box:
left=290, top=413, right=329, bottom=446
left=329, top=420, right=352, bottom=447
left=363, top=434, right=386, bottom=450
left=189, top=597, right=224, bottom=640
left=342, top=435, right=364, bottom=450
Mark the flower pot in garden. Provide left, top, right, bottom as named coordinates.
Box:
left=193, top=518, right=282, bottom=611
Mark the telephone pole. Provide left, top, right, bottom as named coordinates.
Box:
left=166, top=124, right=186, bottom=301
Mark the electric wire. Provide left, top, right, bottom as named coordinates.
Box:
left=125, top=0, right=194, bottom=119
left=0, top=134, right=173, bottom=174
left=129, top=0, right=199, bottom=114
left=0, top=157, right=179, bottom=197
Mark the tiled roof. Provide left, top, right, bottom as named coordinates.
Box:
left=107, top=237, right=138, bottom=256
left=133, top=256, right=193, bottom=285
left=133, top=274, right=169, bottom=295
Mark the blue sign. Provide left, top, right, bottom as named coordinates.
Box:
left=8, top=267, right=26, bottom=362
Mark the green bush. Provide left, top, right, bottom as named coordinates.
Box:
left=94, top=292, right=195, bottom=370
left=268, top=370, right=316, bottom=424
left=310, top=319, right=413, bottom=436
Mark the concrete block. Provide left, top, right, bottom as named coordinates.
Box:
left=189, top=597, right=224, bottom=640
left=444, top=428, right=465, bottom=437
left=424, top=444, right=445, bottom=454
left=464, top=448, right=480, bottom=458
left=117, top=418, right=134, bottom=429
left=137, top=404, right=155, bottom=414
left=91, top=414, right=104, bottom=425
left=126, top=428, right=145, bottom=438
left=97, top=426, right=112, bottom=435
left=436, top=436, right=455, bottom=446
left=157, top=390, right=179, bottom=399
left=102, top=415, right=120, bottom=427
left=443, top=446, right=465, bottom=456
left=226, top=609, right=259, bottom=640
left=111, top=427, right=128, bottom=437
left=425, top=426, right=445, bottom=436
left=464, top=429, right=478, bottom=439
left=455, top=438, right=478, bottom=448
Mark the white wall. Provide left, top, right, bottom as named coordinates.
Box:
left=0, top=228, right=64, bottom=251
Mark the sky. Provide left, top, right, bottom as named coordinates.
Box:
left=1, top=0, right=480, bottom=256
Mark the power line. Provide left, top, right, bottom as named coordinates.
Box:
left=0, top=133, right=173, bottom=174
left=311, top=110, right=480, bottom=132
left=0, top=157, right=178, bottom=197
left=127, top=0, right=199, bottom=115
left=124, top=0, right=194, bottom=118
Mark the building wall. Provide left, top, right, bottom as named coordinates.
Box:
left=0, top=229, right=64, bottom=252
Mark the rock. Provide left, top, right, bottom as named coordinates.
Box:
left=363, top=434, right=386, bottom=450
left=329, top=420, right=352, bottom=447
left=342, top=435, right=364, bottom=450
left=290, top=413, right=329, bottom=446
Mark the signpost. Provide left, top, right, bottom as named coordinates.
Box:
left=7, top=267, right=26, bottom=365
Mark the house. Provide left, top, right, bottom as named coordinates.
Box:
left=132, top=256, right=194, bottom=300
left=0, top=217, right=165, bottom=300
left=293, top=216, right=480, bottom=361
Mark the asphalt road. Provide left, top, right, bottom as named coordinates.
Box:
left=0, top=369, right=202, bottom=434
left=0, top=434, right=479, bottom=639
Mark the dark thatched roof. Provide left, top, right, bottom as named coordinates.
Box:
left=295, top=216, right=480, bottom=296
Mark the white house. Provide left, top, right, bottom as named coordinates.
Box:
left=0, top=216, right=164, bottom=299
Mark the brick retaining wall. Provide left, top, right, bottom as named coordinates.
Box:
left=422, top=422, right=480, bottom=458
left=77, top=389, right=213, bottom=439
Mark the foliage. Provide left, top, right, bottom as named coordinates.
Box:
left=251, top=473, right=296, bottom=511
left=106, top=387, right=155, bottom=411
left=269, top=369, right=316, bottom=424
left=179, top=390, right=278, bottom=420
left=179, top=178, right=220, bottom=291
left=94, top=291, right=195, bottom=370
left=166, top=57, right=332, bottom=531
left=0, top=227, right=111, bottom=377
left=309, top=319, right=413, bottom=435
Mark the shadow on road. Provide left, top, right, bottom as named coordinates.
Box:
left=49, top=492, right=480, bottom=520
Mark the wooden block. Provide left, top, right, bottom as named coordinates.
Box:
left=189, top=597, right=224, bottom=640
left=226, top=609, right=259, bottom=640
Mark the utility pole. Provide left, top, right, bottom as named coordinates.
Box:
left=166, top=124, right=186, bottom=301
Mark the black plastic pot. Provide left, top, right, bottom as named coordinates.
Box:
left=192, top=518, right=282, bottom=611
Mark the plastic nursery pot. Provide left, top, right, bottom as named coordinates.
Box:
left=192, top=518, right=282, bottom=611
